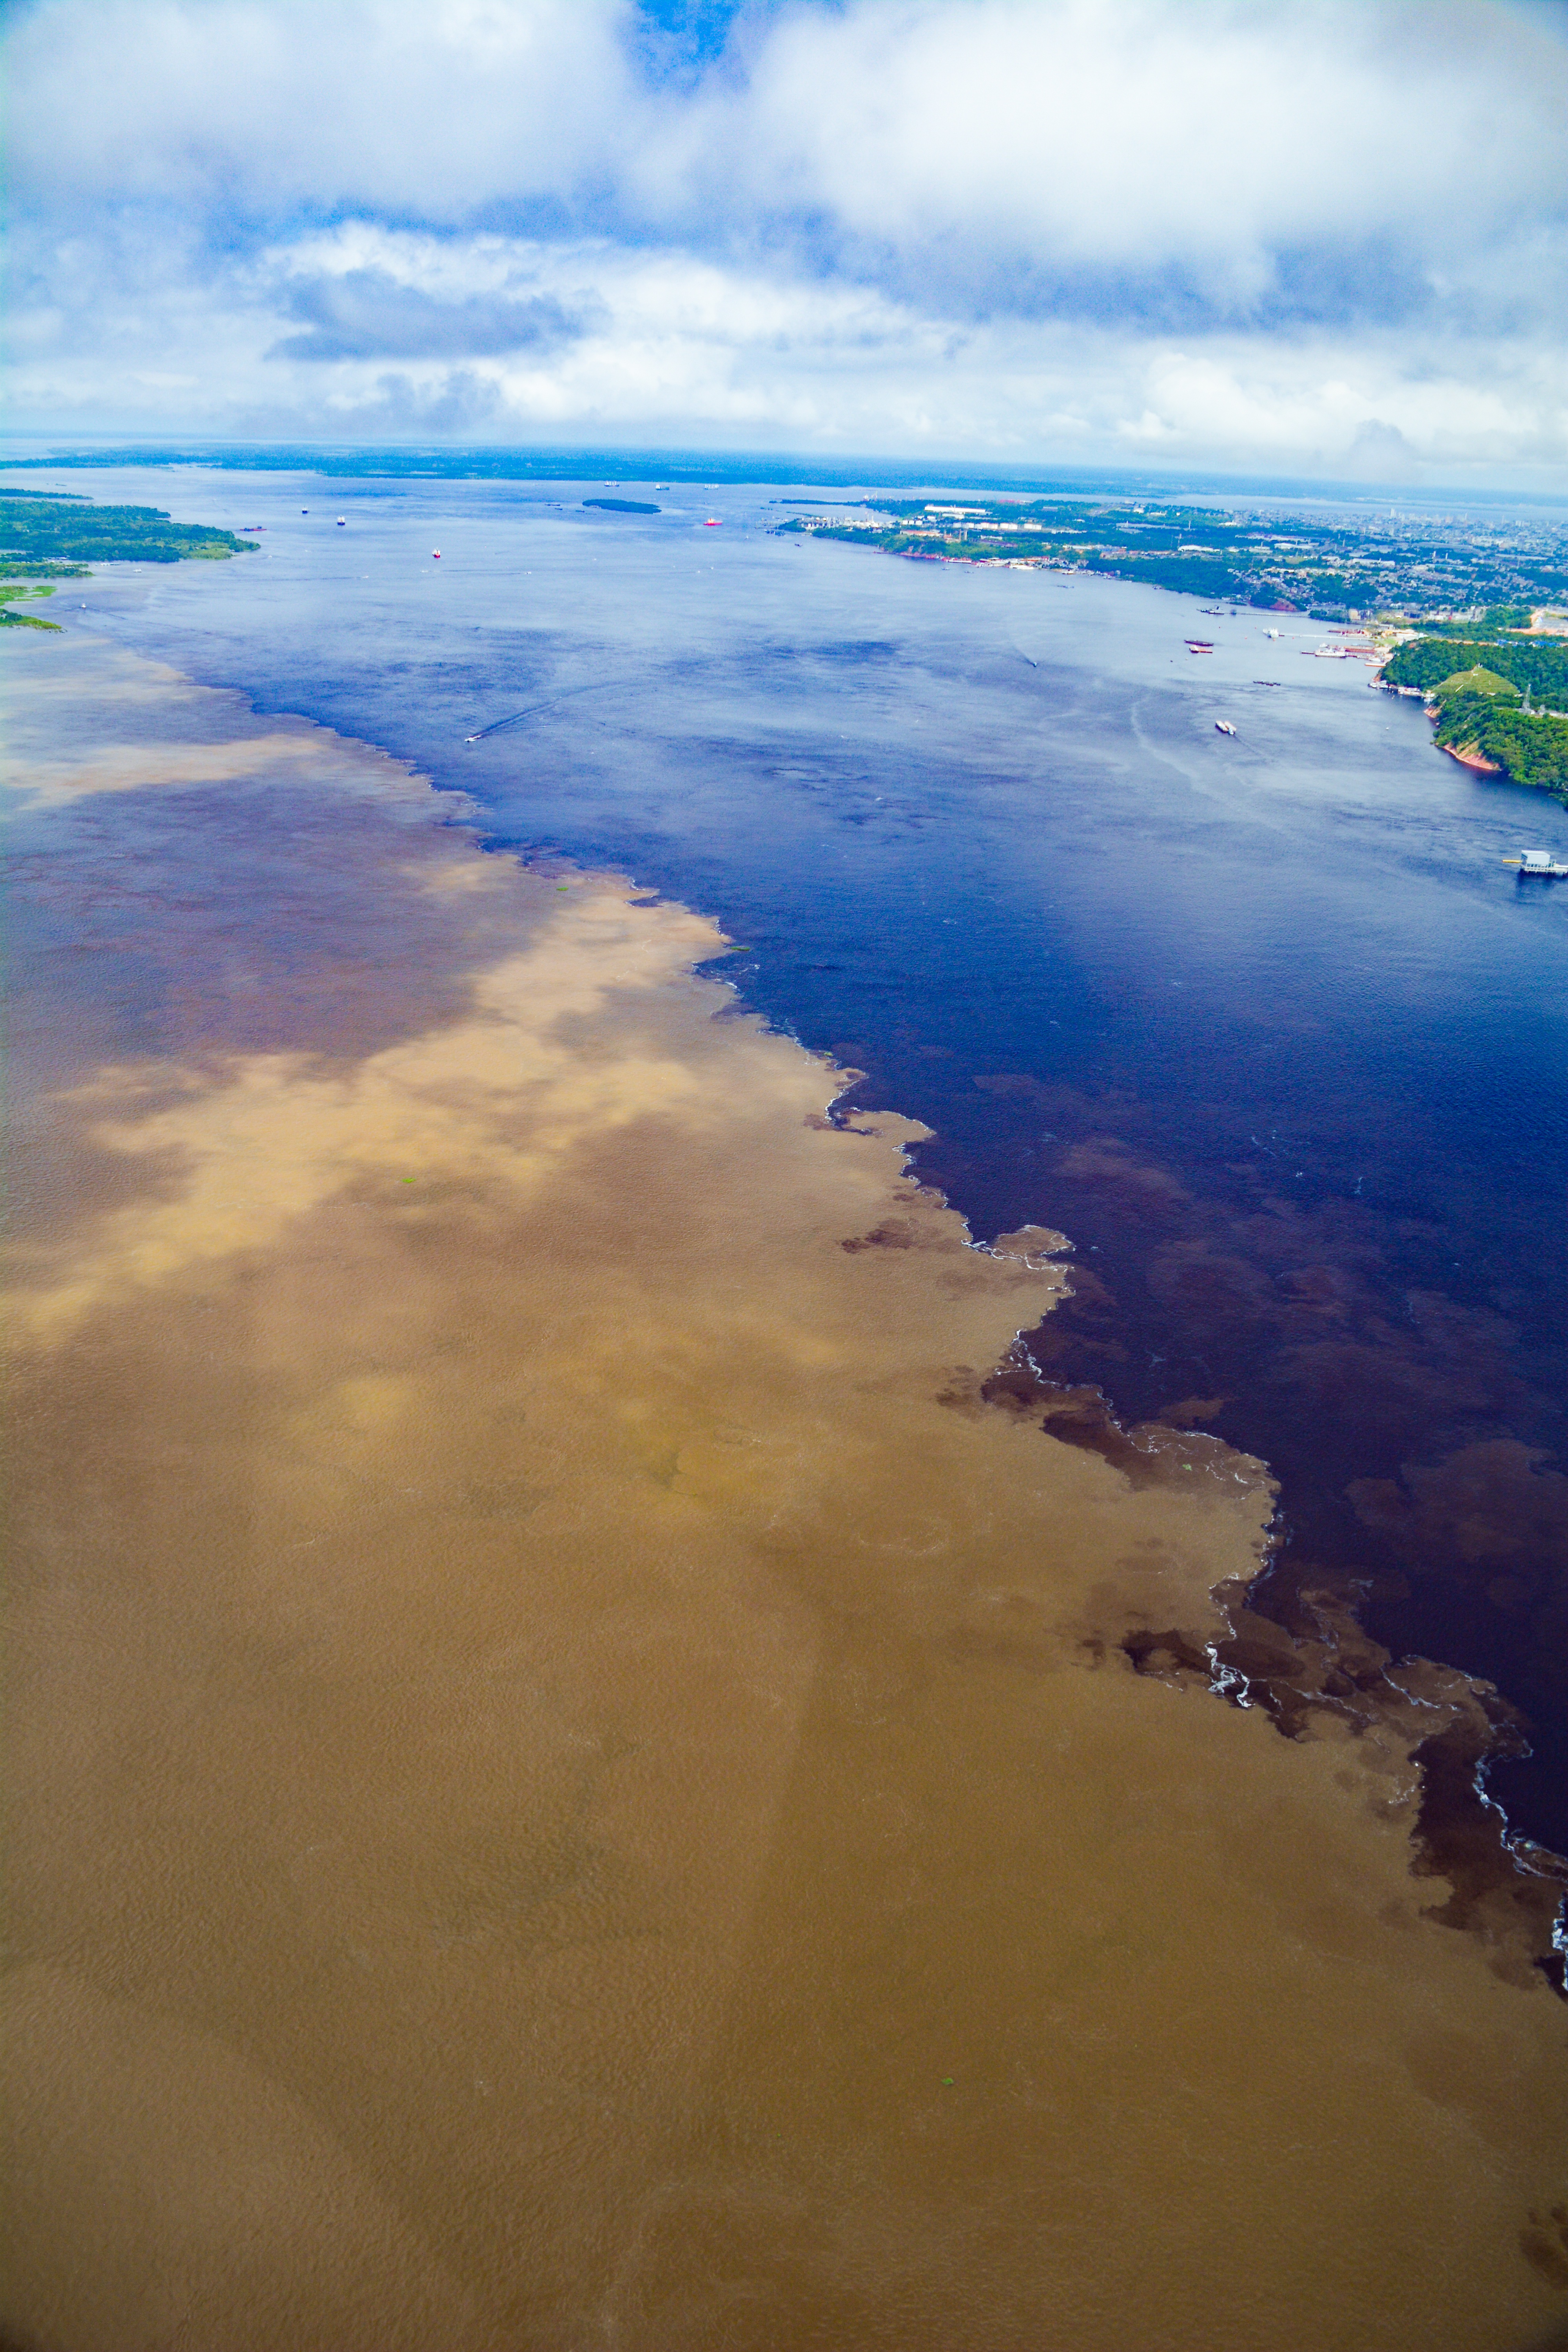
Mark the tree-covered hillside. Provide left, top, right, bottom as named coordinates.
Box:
left=1430, top=666, right=1520, bottom=701
left=1380, top=625, right=1568, bottom=800
left=1380, top=633, right=1568, bottom=706
left=1433, top=690, right=1568, bottom=800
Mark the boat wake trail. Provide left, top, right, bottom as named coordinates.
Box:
left=464, top=681, right=617, bottom=743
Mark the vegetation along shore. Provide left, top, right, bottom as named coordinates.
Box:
left=1380, top=625, right=1568, bottom=802
left=781, top=492, right=1568, bottom=801
left=0, top=490, right=257, bottom=628
left=779, top=495, right=1568, bottom=626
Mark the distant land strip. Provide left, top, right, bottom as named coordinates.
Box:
left=779, top=495, right=1568, bottom=628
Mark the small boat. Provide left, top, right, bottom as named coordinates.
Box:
left=1215, top=720, right=1237, bottom=737
left=1506, top=849, right=1568, bottom=876
left=1185, top=639, right=1214, bottom=652
left=704, top=517, right=722, bottom=528
left=432, top=550, right=441, bottom=560
left=336, top=516, right=346, bottom=527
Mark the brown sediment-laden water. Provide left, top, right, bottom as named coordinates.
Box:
left=4, top=629, right=1568, bottom=2351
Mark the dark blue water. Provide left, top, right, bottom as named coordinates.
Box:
left=44, top=464, right=1568, bottom=1862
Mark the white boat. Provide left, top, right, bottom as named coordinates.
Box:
left=1215, top=720, right=1237, bottom=736
left=1506, top=849, right=1568, bottom=877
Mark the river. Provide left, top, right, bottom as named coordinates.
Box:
left=49, top=460, right=1568, bottom=1864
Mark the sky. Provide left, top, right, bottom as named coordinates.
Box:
left=7, top=0, right=1568, bottom=482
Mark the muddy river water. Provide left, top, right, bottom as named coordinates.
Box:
left=4, top=474, right=1568, bottom=2348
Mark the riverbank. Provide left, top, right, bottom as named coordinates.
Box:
left=1378, top=628, right=1568, bottom=801
left=5, top=623, right=1568, bottom=2350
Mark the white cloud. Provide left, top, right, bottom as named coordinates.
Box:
left=5, top=0, right=1568, bottom=480
left=650, top=0, right=1568, bottom=319
left=7, top=0, right=637, bottom=215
